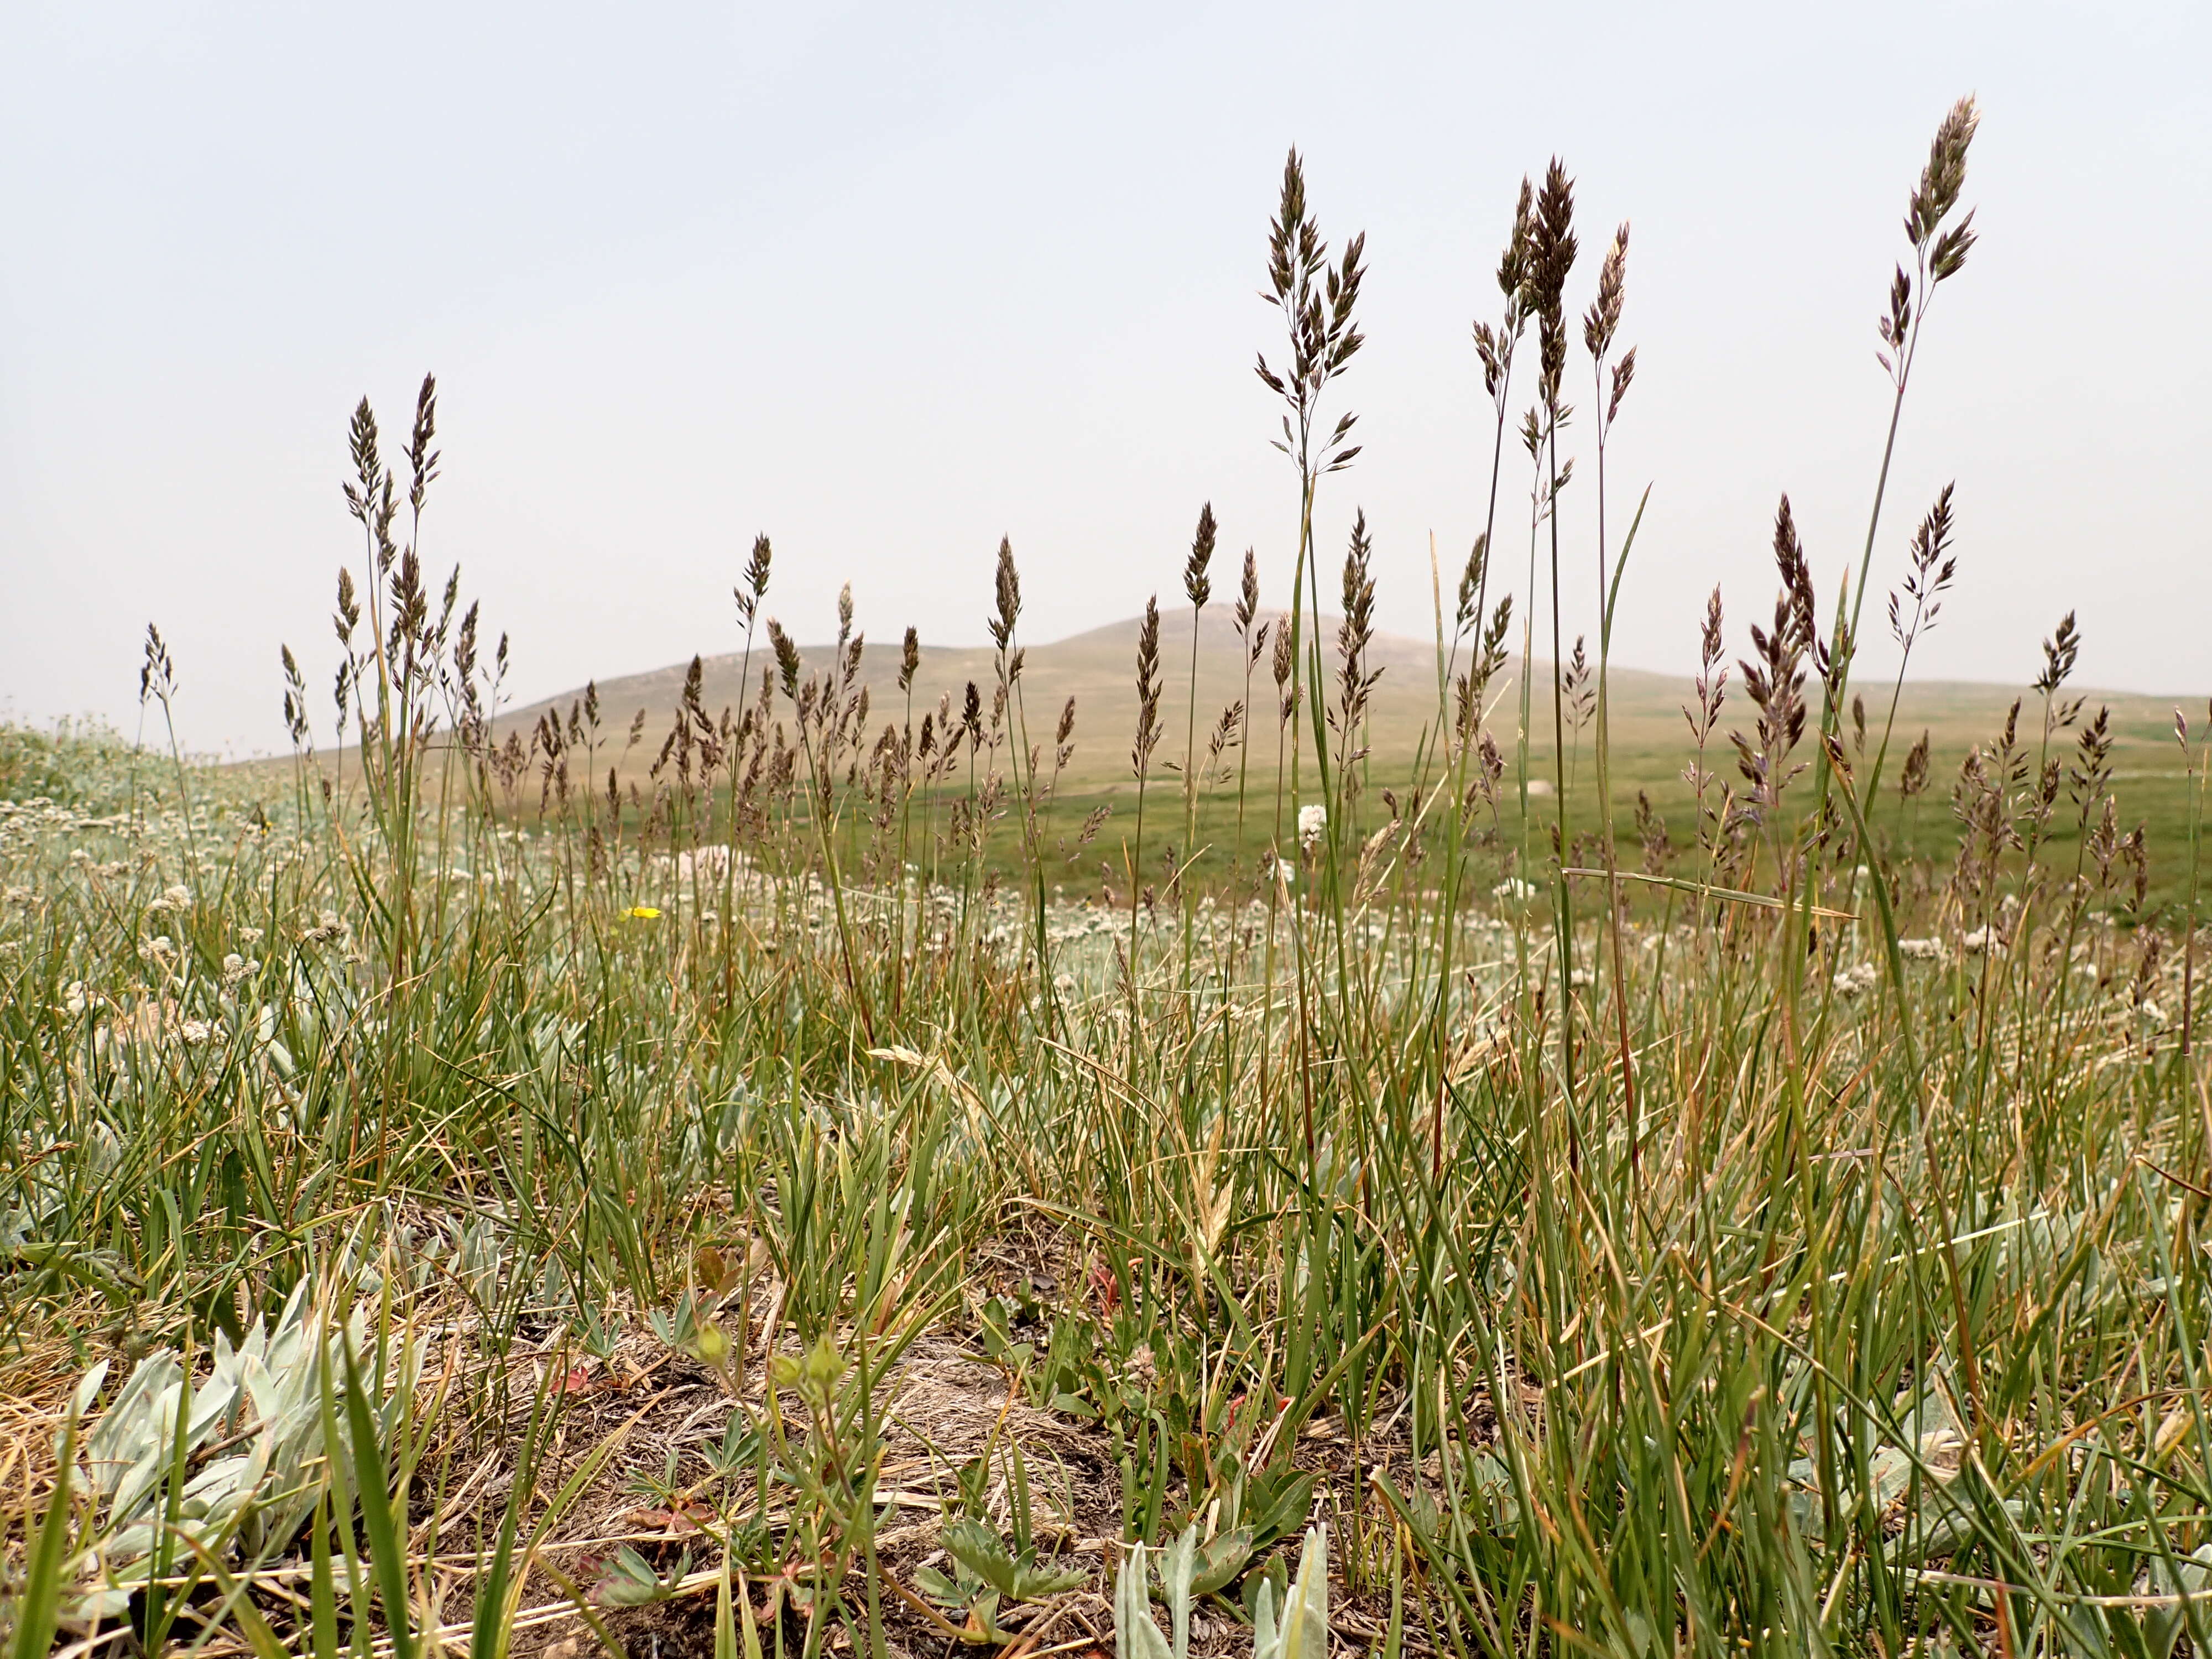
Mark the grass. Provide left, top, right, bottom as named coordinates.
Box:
left=6, top=97, right=2212, bottom=1659
left=481, top=621, right=2205, bottom=906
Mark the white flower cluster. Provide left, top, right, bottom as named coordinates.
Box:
left=1298, top=804, right=1327, bottom=854
left=1833, top=962, right=1881, bottom=998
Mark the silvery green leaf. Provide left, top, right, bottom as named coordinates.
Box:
left=2142, top=1542, right=2212, bottom=1659
left=593, top=1545, right=669, bottom=1606
left=1163, top=1525, right=1196, bottom=1659
left=85, top=1353, right=179, bottom=1495
left=1115, top=1547, right=1170, bottom=1659
left=67, top=1272, right=419, bottom=1569
left=1253, top=1577, right=1281, bottom=1659
left=1904, top=1494, right=2026, bottom=1564
left=207, top=1326, right=243, bottom=1384
left=72, top=1585, right=131, bottom=1622
left=911, top=1564, right=962, bottom=1604
left=107, top=1427, right=176, bottom=1528
left=1275, top=1526, right=1328, bottom=1659
left=241, top=1354, right=285, bottom=1428
left=187, top=1364, right=242, bottom=1443
left=1189, top=1527, right=1254, bottom=1597
left=942, top=1518, right=1023, bottom=1599
left=1009, top=1558, right=1088, bottom=1598
left=70, top=1359, right=111, bottom=1421
left=1864, top=1442, right=1917, bottom=1511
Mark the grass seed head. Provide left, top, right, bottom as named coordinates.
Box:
left=736, top=534, right=773, bottom=628
left=991, top=536, right=1021, bottom=650
left=767, top=619, right=801, bottom=700
left=1529, top=159, right=1579, bottom=411
left=1583, top=222, right=1629, bottom=362
left=1185, top=503, right=1217, bottom=610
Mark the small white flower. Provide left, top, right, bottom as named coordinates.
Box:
left=221, top=953, right=259, bottom=986
left=1298, top=804, right=1327, bottom=853
left=1569, top=967, right=1596, bottom=989
left=62, top=980, right=87, bottom=1015
left=178, top=1019, right=212, bottom=1046
left=1493, top=877, right=1538, bottom=902
left=1276, top=858, right=1297, bottom=886
left=1960, top=926, right=2004, bottom=956
left=1897, top=937, right=1945, bottom=962
left=238, top=926, right=264, bottom=945
left=163, top=884, right=193, bottom=910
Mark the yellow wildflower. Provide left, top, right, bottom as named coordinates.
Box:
left=623, top=905, right=662, bottom=920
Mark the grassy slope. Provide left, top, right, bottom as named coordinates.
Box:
left=496, top=611, right=2201, bottom=896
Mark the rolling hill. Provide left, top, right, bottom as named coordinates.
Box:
left=499, top=609, right=2195, bottom=807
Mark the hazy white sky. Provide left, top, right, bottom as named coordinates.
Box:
left=3, top=1, right=2206, bottom=754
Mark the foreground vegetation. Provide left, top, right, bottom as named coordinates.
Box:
left=8, top=98, right=2212, bottom=1658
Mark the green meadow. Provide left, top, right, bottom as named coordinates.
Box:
left=7, top=98, right=2212, bottom=1659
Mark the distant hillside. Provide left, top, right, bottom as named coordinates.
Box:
left=500, top=611, right=2193, bottom=800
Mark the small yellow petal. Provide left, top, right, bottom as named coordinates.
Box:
left=623, top=905, right=662, bottom=920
